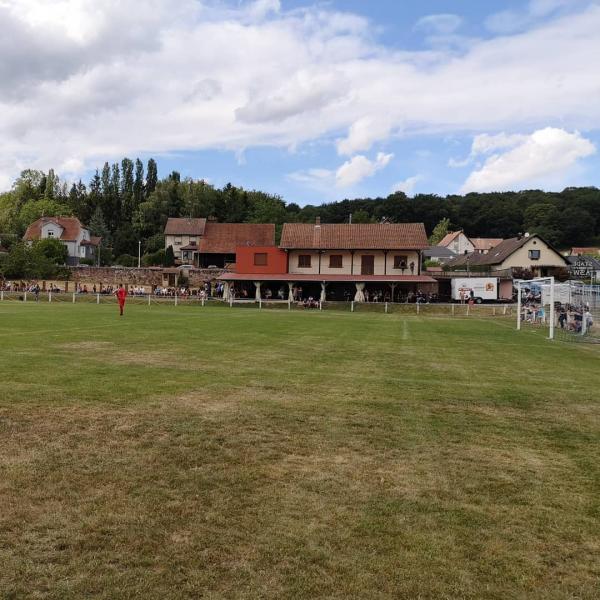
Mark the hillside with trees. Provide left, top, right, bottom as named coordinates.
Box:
left=1, top=158, right=599, bottom=275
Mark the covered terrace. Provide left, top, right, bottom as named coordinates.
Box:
left=218, top=273, right=438, bottom=302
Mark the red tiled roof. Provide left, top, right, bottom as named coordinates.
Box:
left=164, top=218, right=206, bottom=236
left=81, top=236, right=101, bottom=246
left=571, top=247, right=599, bottom=256
left=471, top=237, right=504, bottom=251
left=200, top=223, right=275, bottom=254
left=23, top=216, right=86, bottom=242
left=437, top=231, right=463, bottom=247
left=219, top=273, right=437, bottom=283
left=280, top=223, right=428, bottom=250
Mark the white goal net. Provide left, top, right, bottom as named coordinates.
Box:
left=517, top=277, right=599, bottom=342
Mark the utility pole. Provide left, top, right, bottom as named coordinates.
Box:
left=138, top=240, right=141, bottom=268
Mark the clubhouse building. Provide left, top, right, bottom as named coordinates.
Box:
left=219, top=219, right=437, bottom=302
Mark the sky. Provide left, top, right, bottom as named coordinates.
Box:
left=1, top=0, right=599, bottom=205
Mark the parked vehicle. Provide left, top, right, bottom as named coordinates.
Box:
left=451, top=277, right=499, bottom=303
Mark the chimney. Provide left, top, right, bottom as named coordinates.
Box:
left=315, top=216, right=321, bottom=227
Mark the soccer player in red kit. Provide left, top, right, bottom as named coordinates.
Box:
left=116, top=284, right=128, bottom=316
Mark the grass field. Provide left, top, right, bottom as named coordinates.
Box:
left=1, top=303, right=599, bottom=599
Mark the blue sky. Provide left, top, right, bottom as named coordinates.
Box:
left=1, top=0, right=599, bottom=204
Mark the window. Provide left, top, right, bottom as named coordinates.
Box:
left=529, top=250, right=541, bottom=260
left=394, top=255, right=408, bottom=269
left=174, top=238, right=182, bottom=245
left=329, top=254, right=343, bottom=268
left=298, top=254, right=311, bottom=268
left=254, top=252, right=268, bottom=266
left=47, top=230, right=54, bottom=237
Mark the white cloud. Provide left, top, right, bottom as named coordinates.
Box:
left=0, top=1, right=599, bottom=190
left=486, top=0, right=589, bottom=32
left=414, top=14, right=463, bottom=35
left=335, top=152, right=393, bottom=187
left=289, top=152, right=394, bottom=190
left=337, top=116, right=391, bottom=156
left=460, top=127, right=596, bottom=193
left=392, top=175, right=422, bottom=196
left=449, top=132, right=528, bottom=167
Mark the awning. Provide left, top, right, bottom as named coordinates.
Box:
left=218, top=273, right=437, bottom=283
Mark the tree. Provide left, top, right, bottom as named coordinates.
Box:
left=351, top=209, right=373, bottom=224
left=120, top=158, right=135, bottom=221
left=44, top=169, right=59, bottom=200
left=523, top=203, right=562, bottom=245
left=429, top=218, right=451, bottom=245
left=164, top=245, right=175, bottom=267
left=16, top=199, right=72, bottom=233
left=89, top=206, right=110, bottom=244
left=146, top=158, right=158, bottom=196
left=33, top=238, right=68, bottom=265
left=133, top=159, right=144, bottom=210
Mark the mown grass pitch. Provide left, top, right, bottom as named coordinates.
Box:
left=1, top=303, right=599, bottom=599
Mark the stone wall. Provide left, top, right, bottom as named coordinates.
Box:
left=68, top=266, right=227, bottom=290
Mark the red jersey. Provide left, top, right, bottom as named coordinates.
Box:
left=116, top=288, right=128, bottom=302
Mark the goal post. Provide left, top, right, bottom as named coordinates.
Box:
left=517, top=277, right=599, bottom=342
left=516, top=277, right=555, bottom=340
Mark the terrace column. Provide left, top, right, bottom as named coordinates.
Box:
left=222, top=281, right=230, bottom=301
left=320, top=282, right=327, bottom=302
left=354, top=282, right=366, bottom=302
left=254, top=281, right=262, bottom=302
left=288, top=282, right=295, bottom=302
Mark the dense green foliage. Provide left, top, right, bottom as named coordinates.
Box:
left=0, top=238, right=69, bottom=279
left=1, top=160, right=599, bottom=271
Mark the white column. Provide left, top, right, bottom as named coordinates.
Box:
left=222, top=281, right=230, bottom=301
left=549, top=276, right=555, bottom=340
left=254, top=281, right=262, bottom=302
left=354, top=282, right=365, bottom=302
left=517, top=281, right=522, bottom=331
left=288, top=282, right=294, bottom=302
left=320, top=282, right=326, bottom=303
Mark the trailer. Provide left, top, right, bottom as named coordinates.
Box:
left=451, top=277, right=500, bottom=303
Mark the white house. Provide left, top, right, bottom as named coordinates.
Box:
left=23, top=216, right=100, bottom=265
left=437, top=231, right=474, bottom=255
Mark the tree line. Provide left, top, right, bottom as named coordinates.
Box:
left=1, top=157, right=598, bottom=275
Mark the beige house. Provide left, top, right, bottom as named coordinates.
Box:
left=164, top=218, right=206, bottom=261
left=447, top=234, right=568, bottom=276
left=283, top=221, right=425, bottom=277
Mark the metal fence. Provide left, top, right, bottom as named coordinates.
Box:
left=0, top=291, right=205, bottom=306
left=0, top=291, right=515, bottom=318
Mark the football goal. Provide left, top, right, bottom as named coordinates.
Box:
left=517, top=277, right=599, bottom=342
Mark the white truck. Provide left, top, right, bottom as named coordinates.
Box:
left=451, top=277, right=499, bottom=303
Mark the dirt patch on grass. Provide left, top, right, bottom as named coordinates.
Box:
left=59, top=341, right=188, bottom=370
left=60, top=341, right=115, bottom=351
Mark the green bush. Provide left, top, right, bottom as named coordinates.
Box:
left=80, top=258, right=95, bottom=266
left=142, top=249, right=165, bottom=267
left=114, top=254, right=137, bottom=267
